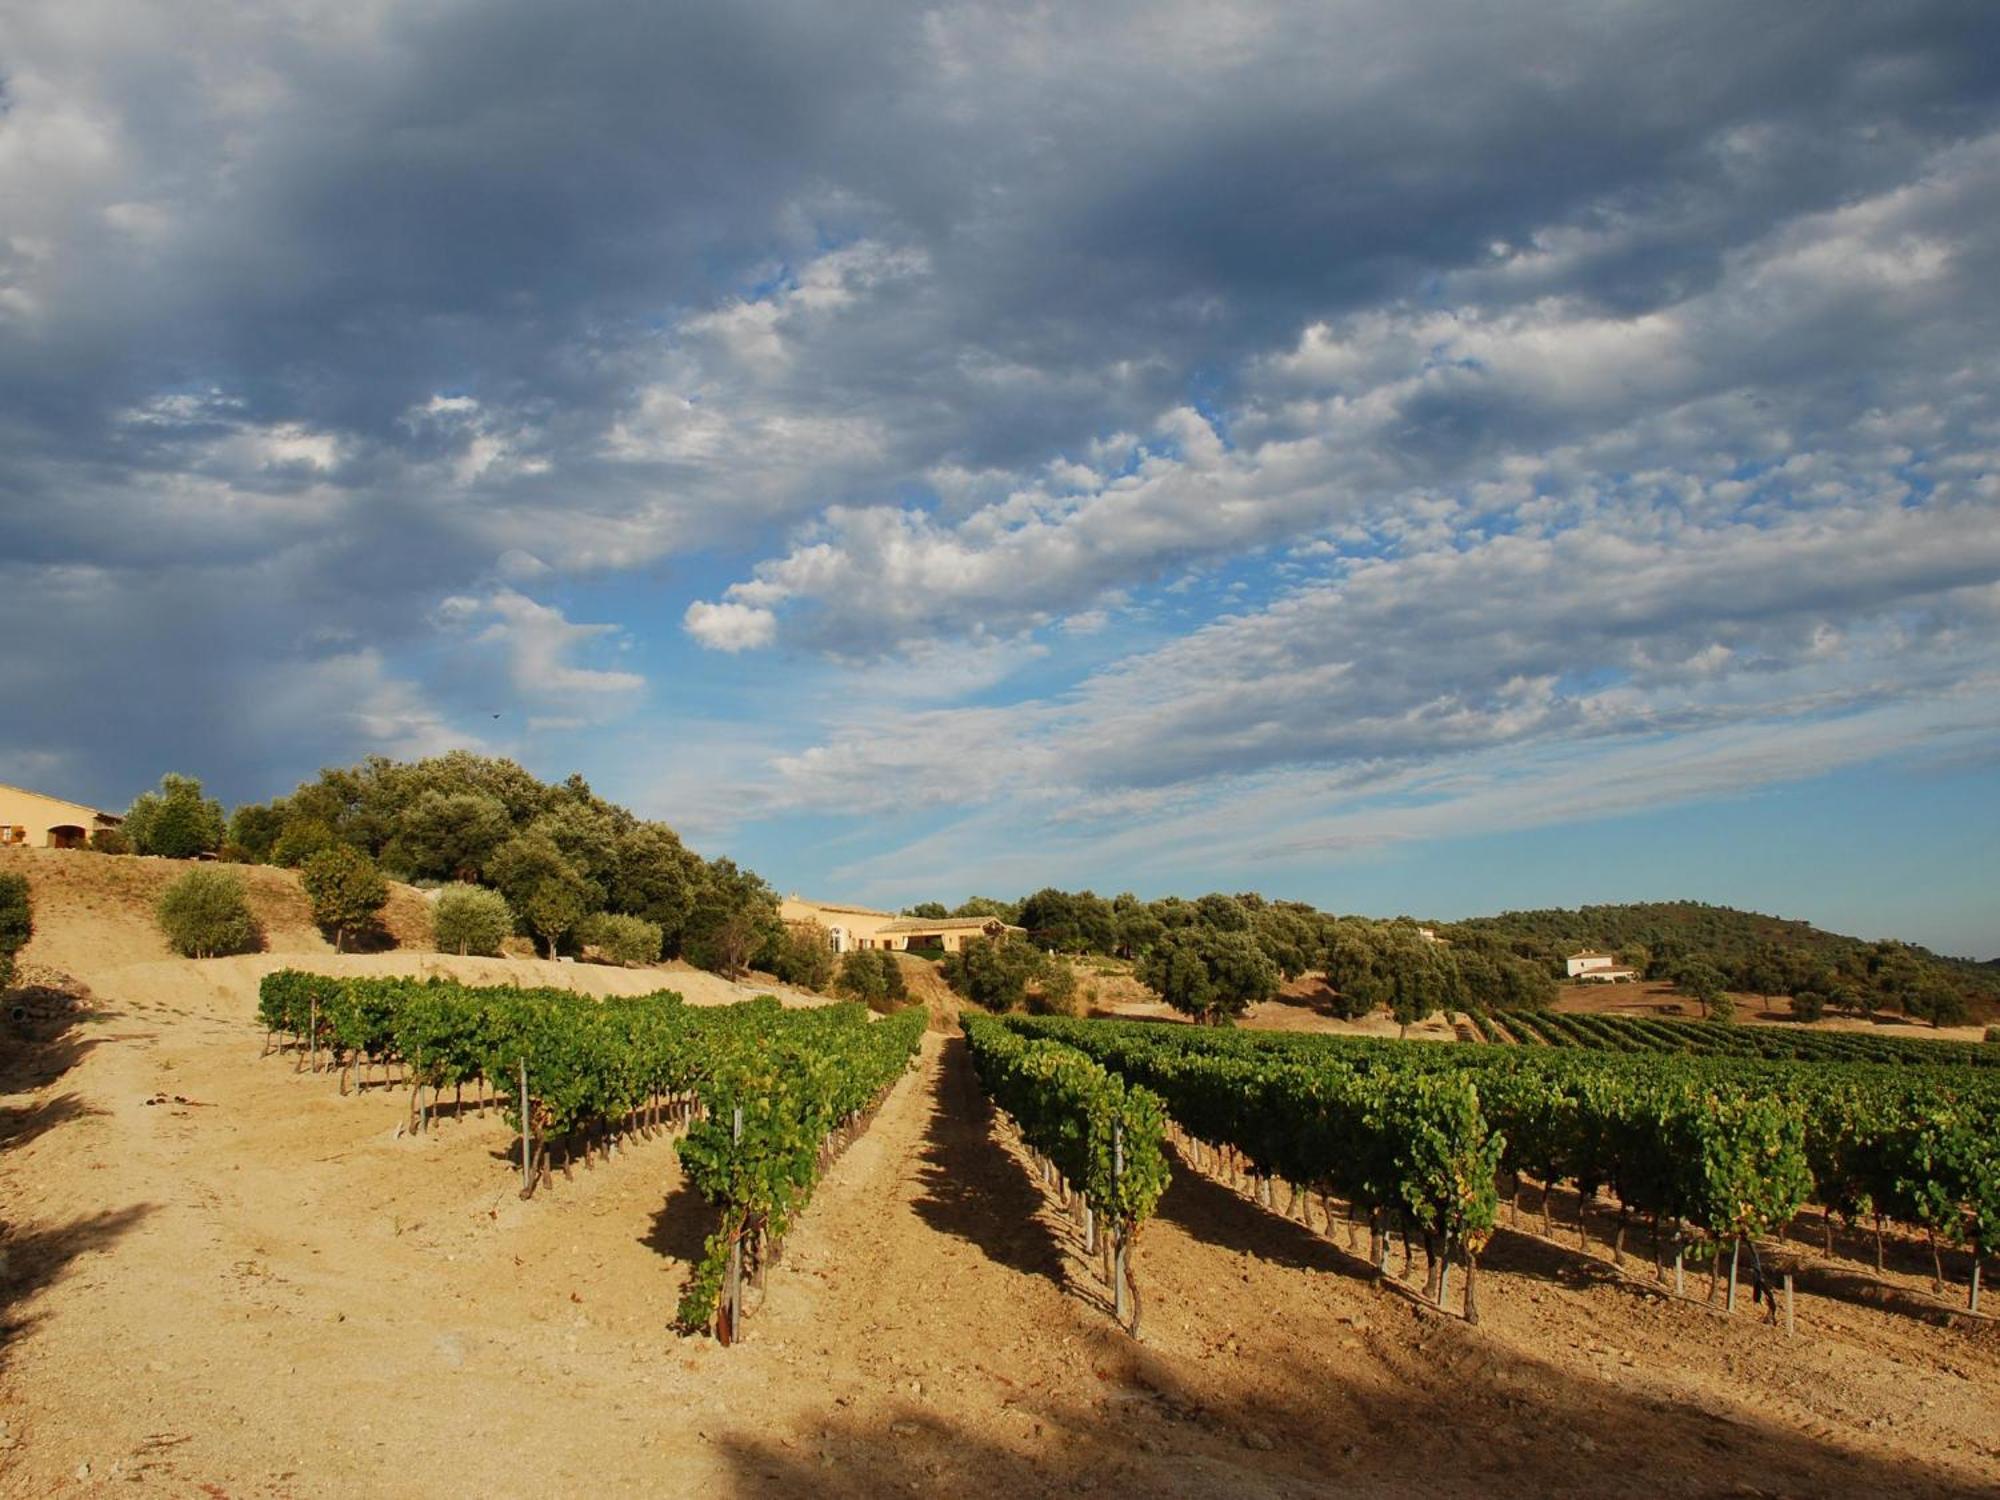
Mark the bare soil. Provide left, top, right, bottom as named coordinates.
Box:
left=1, top=863, right=1996, bottom=1496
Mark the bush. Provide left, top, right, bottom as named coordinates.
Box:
left=767, top=922, right=837, bottom=992
left=432, top=884, right=513, bottom=956
left=0, top=873, right=31, bottom=987
left=1030, top=957, right=1080, bottom=1016
left=1986, top=1025, right=2000, bottom=1045
left=1708, top=990, right=1737, bottom=1024
left=301, top=846, right=390, bottom=952
left=89, top=827, right=129, bottom=855
left=157, top=869, right=260, bottom=958
left=580, top=912, right=663, bottom=966
left=835, top=948, right=888, bottom=1006
left=1790, top=989, right=1828, bottom=1024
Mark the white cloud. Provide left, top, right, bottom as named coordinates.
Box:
left=443, top=589, right=646, bottom=700
left=683, top=600, right=778, bottom=652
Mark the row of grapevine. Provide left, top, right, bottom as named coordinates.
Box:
left=675, top=1002, right=926, bottom=1341
left=1494, top=1007, right=2000, bottom=1067
left=1002, top=1017, right=1504, bottom=1320
left=961, top=1017, right=1170, bottom=1332
left=1006, top=1016, right=2000, bottom=1316
left=256, top=970, right=927, bottom=1340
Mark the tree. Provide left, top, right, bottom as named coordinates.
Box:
left=1708, top=989, right=1737, bottom=1024
left=300, top=846, right=389, bottom=952
left=432, top=884, right=513, bottom=956
left=124, top=774, right=225, bottom=858
left=88, top=827, right=129, bottom=855
left=1791, top=989, right=1828, bottom=1024
left=1677, top=961, right=1726, bottom=1019
left=608, top=821, right=704, bottom=954
left=683, top=858, right=780, bottom=979
left=579, top=912, right=664, bottom=966
left=1907, top=978, right=1970, bottom=1030
left=227, top=801, right=289, bottom=864
left=523, top=872, right=589, bottom=960
left=0, top=873, right=31, bottom=987
left=487, top=830, right=594, bottom=919
left=1138, top=927, right=1277, bottom=1024
left=903, top=902, right=949, bottom=920
left=391, top=791, right=511, bottom=882
left=156, top=869, right=260, bottom=958
left=940, top=934, right=1046, bottom=1011
left=271, top=818, right=336, bottom=869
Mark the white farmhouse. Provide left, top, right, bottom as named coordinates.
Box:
left=1565, top=950, right=1637, bottom=982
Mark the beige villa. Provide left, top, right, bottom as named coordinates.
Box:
left=779, top=895, right=1024, bottom=955
left=0, top=783, right=124, bottom=849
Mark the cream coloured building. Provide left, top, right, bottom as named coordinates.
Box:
left=0, top=783, right=124, bottom=849
left=780, top=895, right=1024, bottom=955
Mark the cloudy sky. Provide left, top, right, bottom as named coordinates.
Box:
left=6, top=2, right=1999, bottom=953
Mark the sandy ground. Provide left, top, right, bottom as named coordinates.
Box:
left=2, top=867, right=1997, bottom=1496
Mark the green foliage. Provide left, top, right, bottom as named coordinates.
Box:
left=1987, top=1026, right=2000, bottom=1045
left=580, top=911, right=664, bottom=966
left=123, top=773, right=226, bottom=858
left=271, top=817, right=337, bottom=868
left=1136, top=927, right=1278, bottom=1023
left=834, top=948, right=907, bottom=1010
left=0, top=872, right=31, bottom=986
left=522, top=871, right=590, bottom=959
left=963, top=1017, right=1170, bottom=1235
left=226, top=803, right=287, bottom=863
left=300, top=845, right=389, bottom=951
left=389, top=790, right=512, bottom=881
left=767, top=922, right=837, bottom=992
left=1791, top=989, right=1828, bottom=1024
left=156, top=868, right=260, bottom=958
left=1676, top=961, right=1727, bottom=1017
left=1440, top=900, right=1991, bottom=1013
left=1707, top=989, right=1737, bottom=1024
left=88, top=827, right=130, bottom=855
left=432, top=883, right=514, bottom=956
left=941, top=934, right=1065, bottom=1012
left=682, top=858, right=782, bottom=979
left=903, top=901, right=949, bottom=919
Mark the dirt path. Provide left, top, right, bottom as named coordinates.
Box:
left=2, top=965, right=1997, bottom=1496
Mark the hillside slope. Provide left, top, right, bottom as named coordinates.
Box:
left=0, top=847, right=435, bottom=974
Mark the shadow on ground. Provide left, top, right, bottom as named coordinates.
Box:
left=909, top=1036, right=1067, bottom=1286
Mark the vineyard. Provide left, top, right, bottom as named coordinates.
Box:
left=255, top=969, right=924, bottom=1341
left=984, top=1015, right=2000, bottom=1323
left=1472, top=1007, right=2000, bottom=1065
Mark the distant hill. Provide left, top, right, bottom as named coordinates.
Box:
left=1437, top=900, right=1996, bottom=1006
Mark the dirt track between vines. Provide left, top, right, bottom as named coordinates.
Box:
left=3, top=955, right=1999, bottom=1496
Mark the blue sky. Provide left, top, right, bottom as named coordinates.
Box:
left=4, top=2, right=1999, bottom=955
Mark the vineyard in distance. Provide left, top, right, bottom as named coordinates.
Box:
left=0, top=842, right=1996, bottom=1497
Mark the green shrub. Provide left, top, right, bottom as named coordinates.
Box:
left=767, top=922, right=837, bottom=991
left=1790, top=989, right=1827, bottom=1024
left=580, top=912, right=664, bottom=966
left=1985, top=1025, right=1999, bottom=1045
left=89, top=827, right=130, bottom=855
left=835, top=948, right=888, bottom=1006
left=300, top=846, right=389, bottom=952
left=432, top=884, right=513, bottom=956
left=0, top=873, right=31, bottom=987
left=157, top=868, right=260, bottom=958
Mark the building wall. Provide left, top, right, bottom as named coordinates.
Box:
left=1565, top=954, right=1616, bottom=977
left=0, top=787, right=121, bottom=850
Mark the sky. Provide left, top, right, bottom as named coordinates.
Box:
left=4, top=2, right=1999, bottom=956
